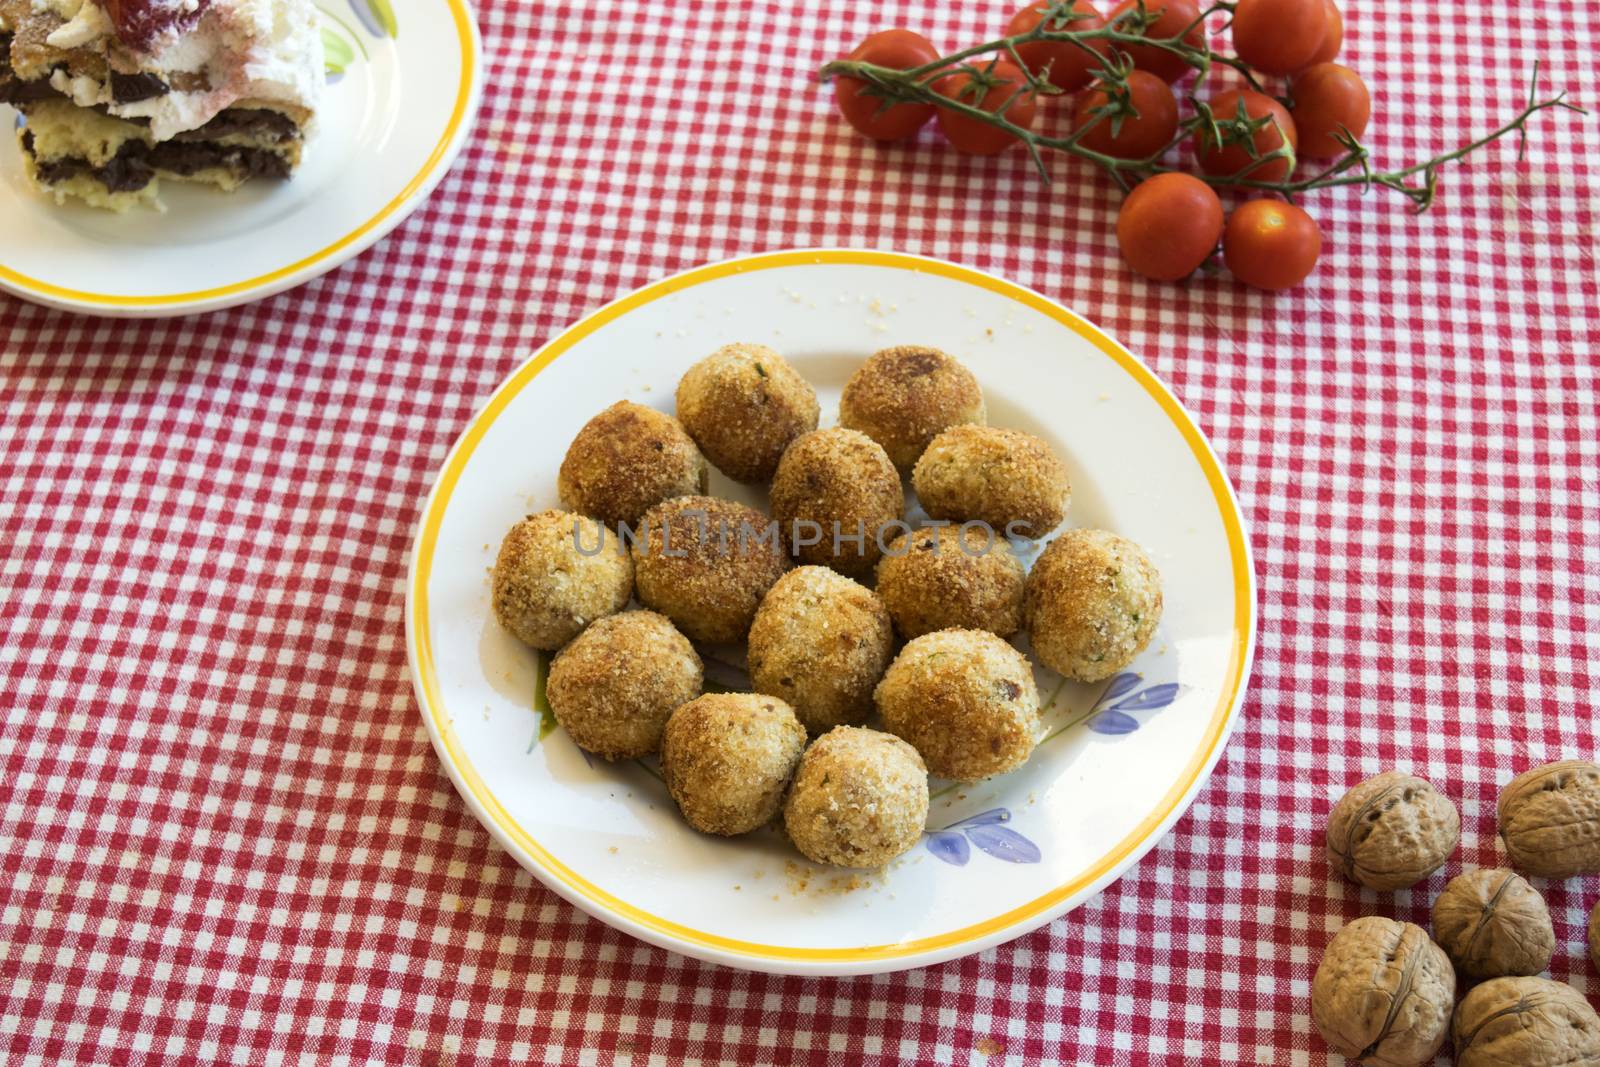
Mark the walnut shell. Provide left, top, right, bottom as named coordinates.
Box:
left=1326, top=771, right=1461, bottom=889
left=1590, top=899, right=1599, bottom=972
left=1311, top=917, right=1456, bottom=1067
left=1497, top=760, right=1600, bottom=878
left=1453, top=976, right=1600, bottom=1067
left=1430, top=868, right=1555, bottom=979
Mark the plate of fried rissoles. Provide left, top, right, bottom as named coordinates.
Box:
left=406, top=249, right=1256, bottom=975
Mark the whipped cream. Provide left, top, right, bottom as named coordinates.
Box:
left=42, top=0, right=111, bottom=48
left=41, top=0, right=322, bottom=141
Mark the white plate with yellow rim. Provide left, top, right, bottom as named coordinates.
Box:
left=0, top=0, right=480, bottom=317
left=407, top=248, right=1256, bottom=976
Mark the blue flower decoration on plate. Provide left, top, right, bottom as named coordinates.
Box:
left=924, top=808, right=1041, bottom=866
left=1084, top=672, right=1182, bottom=735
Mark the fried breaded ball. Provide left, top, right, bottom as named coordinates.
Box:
left=912, top=425, right=1070, bottom=538
left=546, top=610, right=703, bottom=761
left=768, top=427, right=903, bottom=580
left=784, top=727, right=929, bottom=868
left=1025, top=529, right=1162, bottom=682
left=675, top=343, right=820, bottom=483
left=747, top=567, right=894, bottom=735
left=632, top=495, right=789, bottom=644
left=491, top=510, right=633, bottom=651
left=875, top=525, right=1026, bottom=639
left=838, top=345, right=985, bottom=474
left=661, top=693, right=807, bottom=836
left=558, top=400, right=708, bottom=527
left=875, top=628, right=1039, bottom=782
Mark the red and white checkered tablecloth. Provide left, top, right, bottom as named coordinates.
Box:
left=3, top=0, right=1597, bottom=1061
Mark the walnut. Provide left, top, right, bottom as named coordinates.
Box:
left=1497, top=760, right=1600, bottom=878
left=1590, top=899, right=1599, bottom=972
left=1430, top=868, right=1554, bottom=978
left=1453, top=976, right=1600, bottom=1067
left=1326, top=771, right=1460, bottom=889
left=1311, top=916, right=1456, bottom=1066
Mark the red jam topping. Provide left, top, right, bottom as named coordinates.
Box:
left=103, top=0, right=209, bottom=52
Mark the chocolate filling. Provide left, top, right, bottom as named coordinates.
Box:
left=2, top=35, right=167, bottom=104
left=24, top=129, right=153, bottom=192
left=1, top=67, right=297, bottom=142
left=0, top=67, right=58, bottom=104
left=148, top=140, right=290, bottom=179
left=23, top=129, right=290, bottom=193
left=170, top=108, right=298, bottom=143
left=0, top=35, right=247, bottom=109
left=110, top=71, right=170, bottom=103
left=0, top=35, right=58, bottom=104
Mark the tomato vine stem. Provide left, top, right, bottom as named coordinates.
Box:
left=818, top=2, right=1584, bottom=209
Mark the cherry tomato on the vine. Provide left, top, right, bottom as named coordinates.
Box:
left=1290, top=62, right=1370, bottom=157
left=1116, top=172, right=1224, bottom=281
left=834, top=29, right=941, bottom=142
left=1106, top=0, right=1204, bottom=83
left=1073, top=70, right=1179, bottom=159
left=1230, top=0, right=1325, bottom=75
left=1008, top=0, right=1108, bottom=93
left=1194, top=88, right=1298, bottom=183
left=935, top=60, right=1039, bottom=155
left=1224, top=199, right=1322, bottom=289
left=1306, top=0, right=1343, bottom=65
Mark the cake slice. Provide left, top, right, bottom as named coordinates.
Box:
left=0, top=0, right=322, bottom=209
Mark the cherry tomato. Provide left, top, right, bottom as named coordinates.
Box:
left=1008, top=1, right=1108, bottom=93
left=935, top=60, right=1039, bottom=155
left=1290, top=62, right=1370, bottom=157
left=1306, top=0, right=1343, bottom=64
left=1116, top=172, right=1224, bottom=280
left=1194, top=88, right=1298, bottom=183
left=1106, top=0, right=1204, bottom=83
left=1230, top=0, right=1326, bottom=75
left=1073, top=70, right=1179, bottom=159
left=834, top=30, right=942, bottom=142
left=1224, top=199, right=1322, bottom=289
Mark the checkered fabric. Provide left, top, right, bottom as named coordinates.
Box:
left=3, top=0, right=1598, bottom=1061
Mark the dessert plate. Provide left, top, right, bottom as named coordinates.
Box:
left=407, top=249, right=1257, bottom=976
left=0, top=0, right=481, bottom=317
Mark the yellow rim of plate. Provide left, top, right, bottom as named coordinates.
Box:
left=0, top=0, right=477, bottom=308
left=411, top=249, right=1254, bottom=964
